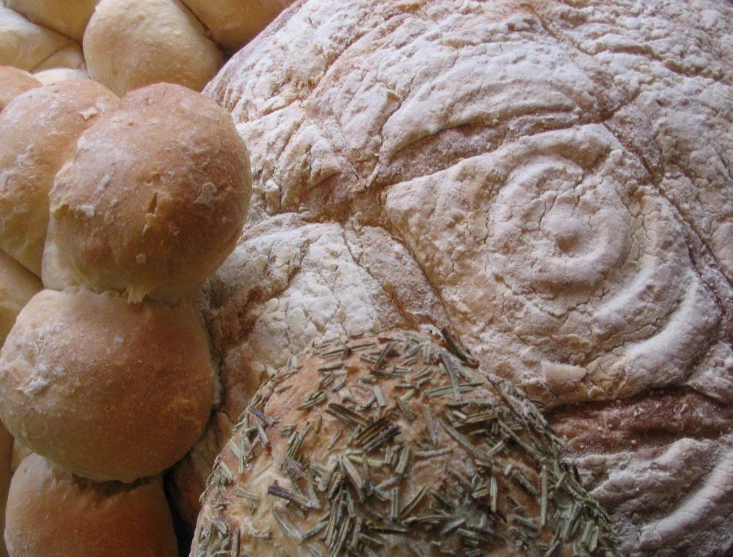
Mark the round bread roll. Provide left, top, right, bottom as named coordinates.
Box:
left=179, top=0, right=293, bottom=53
left=6, top=453, right=178, bottom=557
left=0, top=66, right=40, bottom=112
left=0, top=5, right=84, bottom=72
left=193, top=330, right=618, bottom=556
left=48, top=83, right=252, bottom=303
left=0, top=287, right=215, bottom=482
left=6, top=0, right=99, bottom=42
left=83, top=0, right=222, bottom=96
left=0, top=79, right=119, bottom=276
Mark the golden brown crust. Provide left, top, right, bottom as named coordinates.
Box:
left=0, top=66, right=40, bottom=112
left=0, top=80, right=119, bottom=276
left=0, top=287, right=215, bottom=482
left=5, top=453, right=178, bottom=557
left=83, top=0, right=222, bottom=96
left=48, top=83, right=252, bottom=303
left=193, top=330, right=618, bottom=556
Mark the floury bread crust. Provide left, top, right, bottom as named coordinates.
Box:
left=0, top=79, right=119, bottom=276
left=0, top=287, right=215, bottom=483
left=176, top=0, right=733, bottom=555
left=48, top=83, right=252, bottom=304
left=5, top=454, right=178, bottom=557
left=194, top=331, right=618, bottom=556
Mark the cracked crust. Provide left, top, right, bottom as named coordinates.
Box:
left=172, top=0, right=733, bottom=555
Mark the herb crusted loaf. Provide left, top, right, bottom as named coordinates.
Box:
left=193, top=330, right=618, bottom=557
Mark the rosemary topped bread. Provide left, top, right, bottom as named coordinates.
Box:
left=193, top=330, right=618, bottom=556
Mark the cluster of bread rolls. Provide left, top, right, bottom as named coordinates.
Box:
left=0, top=0, right=293, bottom=92
left=0, top=71, right=252, bottom=555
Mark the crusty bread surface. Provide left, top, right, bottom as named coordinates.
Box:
left=5, top=453, right=178, bottom=557
left=47, top=83, right=251, bottom=303
left=0, top=287, right=215, bottom=483
left=83, top=0, right=222, bottom=95
left=0, top=66, right=40, bottom=112
left=194, top=330, right=618, bottom=557
left=0, top=79, right=118, bottom=276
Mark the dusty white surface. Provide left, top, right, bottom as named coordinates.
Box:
left=179, top=0, right=733, bottom=555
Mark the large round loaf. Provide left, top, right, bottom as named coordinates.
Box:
left=0, top=79, right=119, bottom=276
left=5, top=453, right=178, bottom=557
left=170, top=0, right=733, bottom=555
left=194, top=331, right=618, bottom=556
left=48, top=83, right=252, bottom=303
left=0, top=287, right=215, bottom=482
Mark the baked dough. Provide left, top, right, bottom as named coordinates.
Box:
left=48, top=83, right=251, bottom=303
left=0, top=287, right=215, bottom=482
left=194, top=330, right=618, bottom=556
left=181, top=0, right=733, bottom=554
left=0, top=79, right=118, bottom=276
left=82, top=0, right=222, bottom=95
left=0, top=66, right=40, bottom=112
left=5, top=453, right=178, bottom=557
left=6, top=0, right=99, bottom=42
left=0, top=5, right=84, bottom=72
left=179, top=0, right=293, bottom=53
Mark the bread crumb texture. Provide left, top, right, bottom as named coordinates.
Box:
left=169, top=0, right=733, bottom=554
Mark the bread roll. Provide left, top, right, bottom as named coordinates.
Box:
left=0, top=6, right=84, bottom=72
left=0, top=66, right=40, bottom=112
left=0, top=79, right=118, bottom=276
left=48, top=83, right=252, bottom=303
left=193, top=330, right=618, bottom=556
left=6, top=0, right=98, bottom=42
left=5, top=453, right=178, bottom=557
left=0, top=287, right=215, bottom=482
left=179, top=0, right=293, bottom=53
left=83, top=0, right=222, bottom=95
